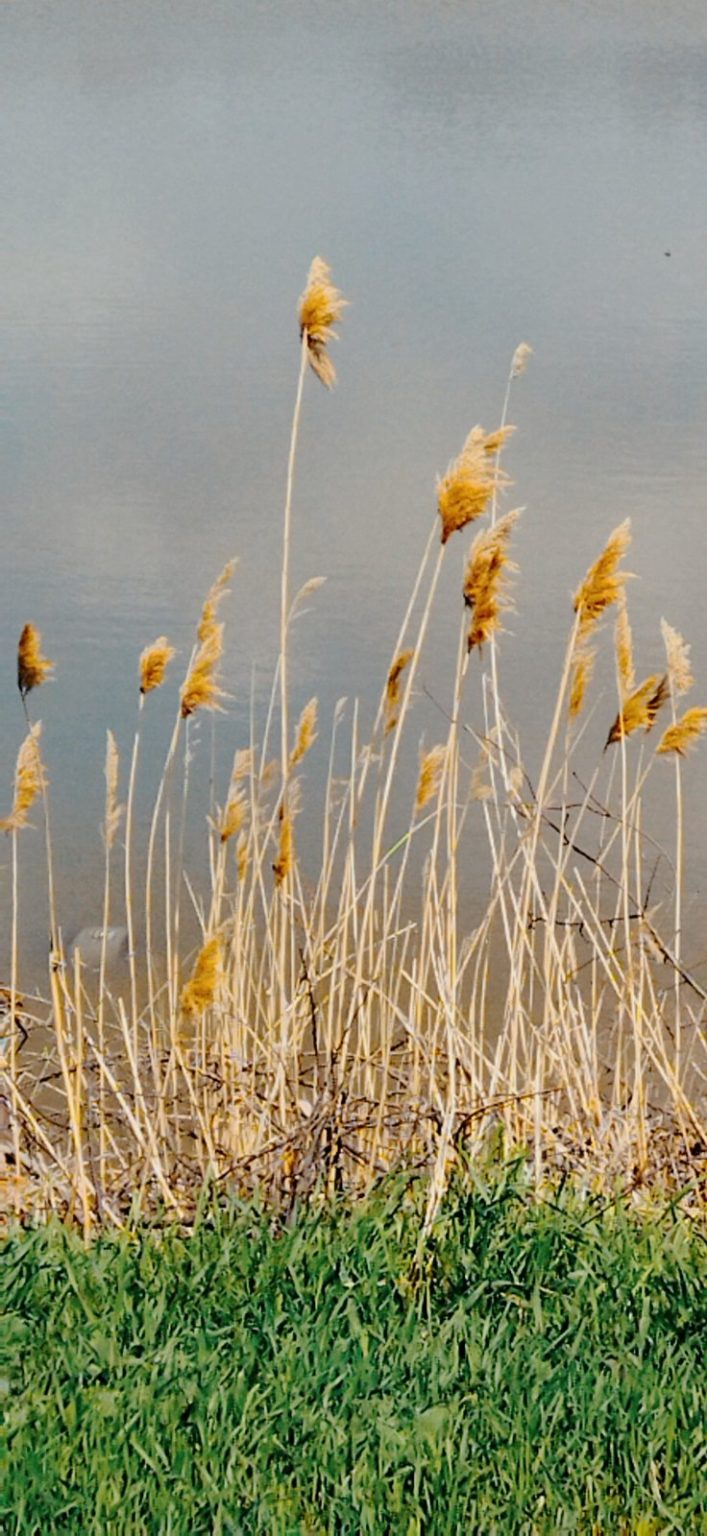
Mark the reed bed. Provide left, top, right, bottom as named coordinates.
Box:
left=1, top=260, right=705, bottom=1232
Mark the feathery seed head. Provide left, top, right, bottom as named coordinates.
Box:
left=463, top=509, right=519, bottom=651
left=17, top=624, right=53, bottom=700
left=615, top=596, right=635, bottom=701
left=273, top=805, right=295, bottom=886
left=218, top=788, right=247, bottom=843
left=385, top=649, right=414, bottom=733
left=415, top=744, right=446, bottom=811
left=511, top=342, right=533, bottom=378
left=298, top=257, right=347, bottom=389
left=657, top=707, right=707, bottom=758
left=573, top=520, right=631, bottom=639
left=437, top=425, right=514, bottom=545
left=0, top=723, right=44, bottom=833
left=180, top=625, right=226, bottom=719
left=569, top=643, right=596, bottom=719
left=139, top=637, right=175, bottom=695
left=290, top=697, right=318, bottom=769
left=660, top=618, right=693, bottom=698
left=197, top=560, right=236, bottom=644
left=604, top=673, right=667, bottom=748
left=180, top=936, right=221, bottom=1018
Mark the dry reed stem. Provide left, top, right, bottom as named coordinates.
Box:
left=298, top=256, right=347, bottom=388
left=140, top=637, right=176, bottom=695
left=17, top=623, right=53, bottom=699
left=437, top=425, right=514, bottom=545
left=463, top=509, right=519, bottom=651
left=103, top=731, right=122, bottom=850
left=657, top=707, right=707, bottom=757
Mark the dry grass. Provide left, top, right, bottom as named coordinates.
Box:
left=1, top=261, right=705, bottom=1233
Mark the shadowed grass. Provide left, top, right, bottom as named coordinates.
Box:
left=1, top=1165, right=705, bottom=1532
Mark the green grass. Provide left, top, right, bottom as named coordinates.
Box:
left=1, top=1165, right=706, bottom=1533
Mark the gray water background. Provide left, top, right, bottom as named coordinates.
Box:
left=3, top=0, right=707, bottom=986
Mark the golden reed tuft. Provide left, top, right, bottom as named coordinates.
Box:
left=139, top=637, right=175, bottom=695
left=180, top=562, right=234, bottom=720
left=273, top=803, right=294, bottom=886
left=290, top=697, right=318, bottom=768
left=416, top=744, right=446, bottom=811
left=511, top=342, right=533, bottom=378
left=17, top=623, right=53, bottom=700
left=0, top=723, right=44, bottom=833
left=298, top=257, right=347, bottom=389
left=437, top=425, right=514, bottom=545
left=604, top=674, right=668, bottom=748
left=218, top=788, right=247, bottom=843
left=615, top=596, right=635, bottom=701
left=657, top=707, right=707, bottom=758
left=463, top=509, right=519, bottom=651
left=385, top=649, right=414, bottom=733
left=569, top=643, right=596, bottom=720
left=180, top=935, right=221, bottom=1018
left=660, top=618, right=693, bottom=698
left=573, top=519, right=632, bottom=638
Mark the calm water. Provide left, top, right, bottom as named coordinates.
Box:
left=3, top=0, right=707, bottom=982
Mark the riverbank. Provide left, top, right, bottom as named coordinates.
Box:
left=1, top=1164, right=705, bottom=1532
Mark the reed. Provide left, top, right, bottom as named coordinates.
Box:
left=1, top=266, right=705, bottom=1231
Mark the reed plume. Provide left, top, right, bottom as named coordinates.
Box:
left=463, top=509, right=519, bottom=651
left=437, top=425, right=514, bottom=545
left=139, top=637, right=175, bottom=695
left=218, top=789, right=247, bottom=843
left=615, top=596, right=635, bottom=700
left=103, top=731, right=122, bottom=850
left=298, top=257, right=347, bottom=389
left=17, top=624, right=53, bottom=700
left=657, top=707, right=707, bottom=758
left=569, top=643, right=596, bottom=720
left=180, top=936, right=221, bottom=1018
left=573, top=519, right=631, bottom=638
left=0, top=724, right=44, bottom=832
left=385, top=650, right=414, bottom=733
left=290, top=697, right=318, bottom=768
left=416, top=744, right=446, bottom=811
left=660, top=619, right=693, bottom=698
left=273, top=802, right=294, bottom=886
left=180, top=562, right=235, bottom=717
left=198, top=561, right=236, bottom=644
left=604, top=674, right=667, bottom=748
left=511, top=343, right=533, bottom=378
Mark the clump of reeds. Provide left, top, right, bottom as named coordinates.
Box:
left=437, top=425, right=514, bottom=545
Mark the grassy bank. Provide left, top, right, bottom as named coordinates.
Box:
left=1, top=1167, right=706, bottom=1532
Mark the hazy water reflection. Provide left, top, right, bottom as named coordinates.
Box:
left=2, top=0, right=707, bottom=984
